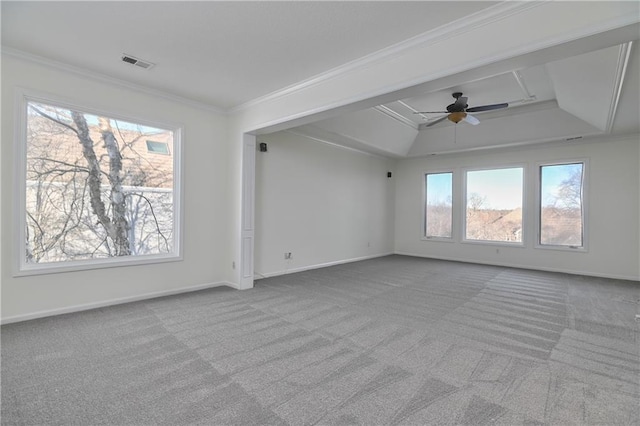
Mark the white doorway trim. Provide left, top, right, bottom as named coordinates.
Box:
left=239, top=133, right=256, bottom=289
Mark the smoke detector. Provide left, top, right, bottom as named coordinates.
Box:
left=121, top=54, right=155, bottom=69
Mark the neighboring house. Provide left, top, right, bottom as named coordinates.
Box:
left=25, top=111, right=176, bottom=263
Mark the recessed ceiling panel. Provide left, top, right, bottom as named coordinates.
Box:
left=518, top=65, right=556, bottom=102
left=546, top=44, right=629, bottom=132
left=408, top=103, right=602, bottom=156
left=380, top=68, right=557, bottom=127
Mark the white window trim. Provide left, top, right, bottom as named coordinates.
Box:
left=421, top=169, right=455, bottom=242
left=461, top=164, right=527, bottom=247
left=13, top=88, right=184, bottom=276
left=534, top=158, right=589, bottom=253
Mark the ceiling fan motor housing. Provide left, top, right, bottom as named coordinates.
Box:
left=447, top=103, right=468, bottom=112
left=447, top=92, right=469, bottom=112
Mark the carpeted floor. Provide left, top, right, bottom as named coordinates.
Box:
left=2, top=255, right=639, bottom=425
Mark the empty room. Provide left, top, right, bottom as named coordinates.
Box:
left=1, top=2, right=639, bottom=425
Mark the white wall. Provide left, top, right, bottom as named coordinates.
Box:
left=227, top=3, right=639, bottom=286
left=1, top=54, right=231, bottom=322
left=254, top=131, right=395, bottom=277
left=394, top=136, right=640, bottom=280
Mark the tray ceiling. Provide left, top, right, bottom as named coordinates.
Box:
left=295, top=42, right=638, bottom=157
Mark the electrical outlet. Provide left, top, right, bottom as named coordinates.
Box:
left=232, top=261, right=236, bottom=269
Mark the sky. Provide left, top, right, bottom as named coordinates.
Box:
left=426, top=172, right=452, bottom=205
left=541, top=163, right=583, bottom=207
left=29, top=101, right=169, bottom=135
left=466, top=167, right=522, bottom=210
left=427, top=164, right=583, bottom=211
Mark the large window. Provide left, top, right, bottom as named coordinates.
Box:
left=465, top=167, right=523, bottom=243
left=539, top=162, right=585, bottom=248
left=425, top=172, right=453, bottom=238
left=17, top=94, right=182, bottom=274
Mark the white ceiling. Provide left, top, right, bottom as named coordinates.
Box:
left=2, top=1, right=638, bottom=157
left=296, top=41, right=639, bottom=157
left=1, top=1, right=496, bottom=110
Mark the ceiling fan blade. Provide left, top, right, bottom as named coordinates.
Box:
left=466, top=102, right=508, bottom=113
left=424, top=115, right=449, bottom=127
left=413, top=111, right=448, bottom=114
left=464, top=114, right=480, bottom=125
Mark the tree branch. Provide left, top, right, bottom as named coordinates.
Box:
left=30, top=106, right=79, bottom=136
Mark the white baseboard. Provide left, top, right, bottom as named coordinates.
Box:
left=255, top=252, right=394, bottom=279
left=6, top=252, right=634, bottom=325
left=393, top=251, right=640, bottom=282
left=1, top=281, right=236, bottom=325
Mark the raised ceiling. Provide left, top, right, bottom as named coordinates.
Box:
left=294, top=41, right=639, bottom=157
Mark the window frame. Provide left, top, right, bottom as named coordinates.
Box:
left=535, top=159, right=588, bottom=252
left=422, top=170, right=455, bottom=242
left=13, top=88, right=184, bottom=276
left=461, top=164, right=527, bottom=247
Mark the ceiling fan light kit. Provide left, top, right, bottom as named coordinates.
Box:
left=448, top=111, right=467, bottom=124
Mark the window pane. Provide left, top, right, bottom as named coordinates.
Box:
left=146, top=140, right=170, bottom=154
left=540, top=163, right=584, bottom=247
left=425, top=172, right=452, bottom=238
left=465, top=168, right=523, bottom=242
left=25, top=100, right=176, bottom=264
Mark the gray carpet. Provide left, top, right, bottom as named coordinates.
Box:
left=2, top=255, right=639, bottom=425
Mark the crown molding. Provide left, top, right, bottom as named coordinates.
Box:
left=1, top=47, right=226, bottom=115
left=282, top=127, right=400, bottom=160
left=606, top=41, right=633, bottom=133
left=229, top=1, right=545, bottom=113
left=374, top=105, right=419, bottom=130
left=407, top=130, right=640, bottom=159
left=232, top=2, right=639, bottom=120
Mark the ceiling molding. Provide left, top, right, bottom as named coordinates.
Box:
left=1, top=47, right=226, bottom=115
left=373, top=105, right=418, bottom=130
left=232, top=3, right=639, bottom=118
left=511, top=70, right=536, bottom=101
left=282, top=128, right=398, bottom=159
left=229, top=1, right=543, bottom=114
left=606, top=41, right=633, bottom=133
left=406, top=131, right=608, bottom=158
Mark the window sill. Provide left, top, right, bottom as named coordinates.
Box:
left=534, top=244, right=587, bottom=253
left=421, top=237, right=455, bottom=243
left=461, top=239, right=525, bottom=248
left=14, top=253, right=182, bottom=277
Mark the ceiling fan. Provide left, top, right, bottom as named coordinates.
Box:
left=414, top=92, right=508, bottom=127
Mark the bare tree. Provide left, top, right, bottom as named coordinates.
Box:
left=426, top=196, right=452, bottom=237
left=541, top=167, right=583, bottom=245
left=467, top=192, right=487, bottom=212
left=70, top=111, right=130, bottom=256
left=555, top=169, right=583, bottom=211
left=25, top=102, right=173, bottom=263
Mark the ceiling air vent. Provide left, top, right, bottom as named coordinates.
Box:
left=121, top=54, right=155, bottom=69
